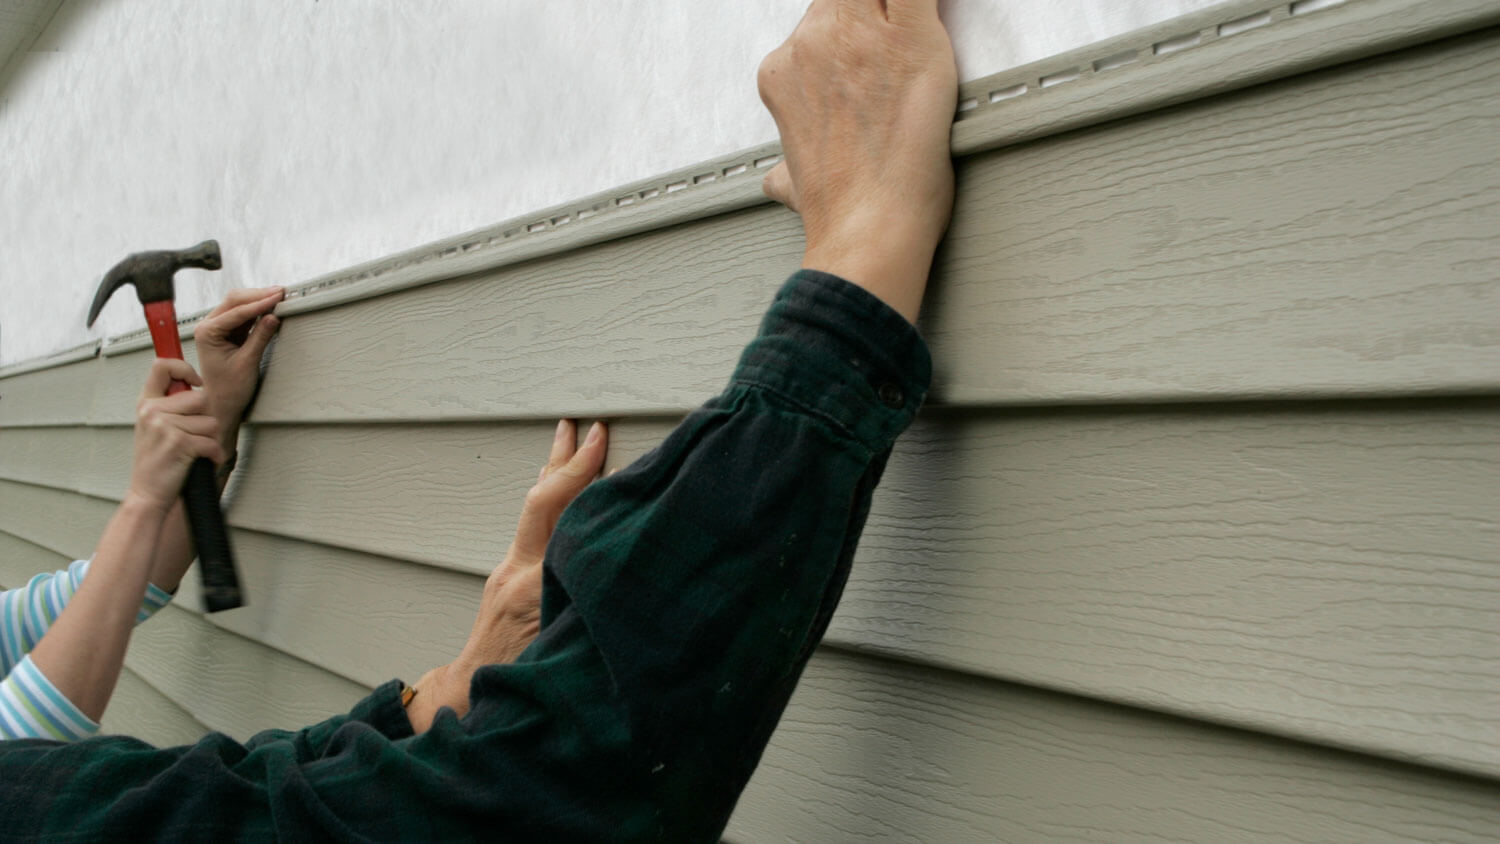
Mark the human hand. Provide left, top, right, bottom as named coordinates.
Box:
left=194, top=287, right=283, bottom=441
left=758, top=0, right=957, bottom=322
left=128, top=359, right=226, bottom=512
left=406, top=419, right=610, bottom=733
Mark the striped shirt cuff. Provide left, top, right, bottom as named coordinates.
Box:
left=0, top=654, right=99, bottom=742
left=141, top=581, right=173, bottom=621
left=70, top=559, right=174, bottom=624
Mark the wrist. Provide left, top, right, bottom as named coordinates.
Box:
left=120, top=489, right=175, bottom=521
left=801, top=211, right=943, bottom=325
left=215, top=417, right=241, bottom=454
left=205, top=391, right=246, bottom=436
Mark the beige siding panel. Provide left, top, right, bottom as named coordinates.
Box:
left=0, top=468, right=469, bottom=690
left=203, top=530, right=476, bottom=688
left=125, top=603, right=369, bottom=742
left=0, top=479, right=108, bottom=561
left=98, top=667, right=209, bottom=747
left=225, top=420, right=671, bottom=573
left=727, top=649, right=1500, bottom=844
left=0, top=357, right=98, bottom=426
left=154, top=402, right=1500, bottom=775
left=4, top=405, right=1496, bottom=774
left=86, top=340, right=203, bottom=426
left=233, top=31, right=1500, bottom=424
left=0, top=425, right=101, bottom=492
left=0, top=528, right=78, bottom=587
left=248, top=211, right=782, bottom=422
left=832, top=400, right=1500, bottom=777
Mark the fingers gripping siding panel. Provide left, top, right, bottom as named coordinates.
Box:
left=242, top=28, right=1500, bottom=424
left=725, top=650, right=1500, bottom=844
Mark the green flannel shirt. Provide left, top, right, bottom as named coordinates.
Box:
left=0, top=269, right=932, bottom=842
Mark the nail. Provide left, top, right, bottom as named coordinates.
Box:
left=555, top=419, right=570, bottom=442
left=585, top=421, right=604, bottom=446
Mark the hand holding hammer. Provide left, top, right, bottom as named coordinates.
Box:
left=87, top=240, right=244, bottom=612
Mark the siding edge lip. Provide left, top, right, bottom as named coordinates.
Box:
left=820, top=635, right=1500, bottom=785
left=77, top=0, right=1500, bottom=359
left=0, top=340, right=99, bottom=379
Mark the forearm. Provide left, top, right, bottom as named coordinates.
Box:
left=147, top=424, right=237, bottom=594
left=28, top=494, right=170, bottom=722
left=801, top=216, right=941, bottom=324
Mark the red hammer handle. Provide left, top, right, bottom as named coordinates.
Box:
left=140, top=299, right=243, bottom=612
left=143, top=301, right=190, bottom=392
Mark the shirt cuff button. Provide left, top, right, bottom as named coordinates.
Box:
left=877, top=382, right=905, bottom=409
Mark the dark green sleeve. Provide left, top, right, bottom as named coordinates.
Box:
left=0, top=680, right=413, bottom=840
left=454, top=270, right=933, bottom=841
left=0, top=271, right=930, bottom=844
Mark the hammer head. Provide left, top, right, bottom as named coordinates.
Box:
left=86, top=240, right=222, bottom=328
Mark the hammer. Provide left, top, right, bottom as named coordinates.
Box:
left=87, top=240, right=243, bottom=613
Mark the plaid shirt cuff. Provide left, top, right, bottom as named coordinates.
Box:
left=731, top=269, right=932, bottom=453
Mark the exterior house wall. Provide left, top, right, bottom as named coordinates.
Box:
left=0, top=0, right=1497, bottom=839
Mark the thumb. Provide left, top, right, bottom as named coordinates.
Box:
left=240, top=312, right=282, bottom=361
left=762, top=161, right=799, bottom=212
left=512, top=421, right=608, bottom=559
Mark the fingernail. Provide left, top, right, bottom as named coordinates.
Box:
left=585, top=421, right=604, bottom=446
left=555, top=419, right=570, bottom=441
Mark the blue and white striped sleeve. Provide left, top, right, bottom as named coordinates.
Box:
left=0, top=654, right=98, bottom=741
left=0, top=559, right=174, bottom=741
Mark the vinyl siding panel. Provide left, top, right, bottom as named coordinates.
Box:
left=124, top=603, right=369, bottom=741
left=0, top=356, right=98, bottom=427
left=9, top=399, right=1498, bottom=774
left=0, top=425, right=102, bottom=491
left=727, top=649, right=1500, bottom=844
left=0, top=478, right=106, bottom=562
left=166, top=25, right=1500, bottom=425
left=0, top=1, right=1496, bottom=837
left=98, top=666, right=209, bottom=747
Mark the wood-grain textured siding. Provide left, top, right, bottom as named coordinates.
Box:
left=0, top=0, right=1495, bottom=838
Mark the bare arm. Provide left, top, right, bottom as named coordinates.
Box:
left=757, top=0, right=957, bottom=323
left=29, top=360, right=224, bottom=721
